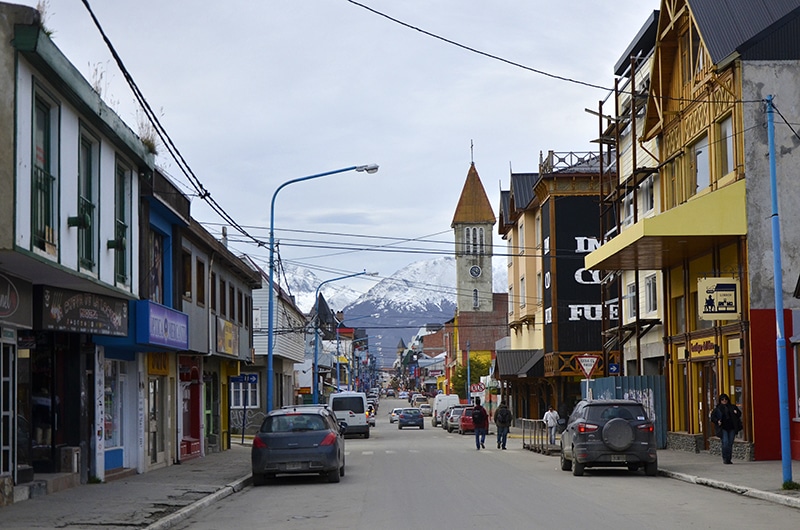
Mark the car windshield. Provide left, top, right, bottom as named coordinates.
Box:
left=331, top=396, right=365, bottom=414
left=403, top=409, right=421, bottom=416
left=587, top=405, right=645, bottom=422
left=263, top=414, right=327, bottom=433
left=451, top=409, right=463, bottom=417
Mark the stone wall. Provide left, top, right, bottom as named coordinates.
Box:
left=666, top=431, right=704, bottom=453
left=708, top=436, right=755, bottom=461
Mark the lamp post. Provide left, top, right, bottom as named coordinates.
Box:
left=266, top=164, right=378, bottom=412
left=312, top=271, right=377, bottom=404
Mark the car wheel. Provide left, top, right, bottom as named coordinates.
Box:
left=572, top=453, right=585, bottom=476
left=560, top=448, right=572, bottom=471
left=340, top=463, right=345, bottom=477
left=645, top=460, right=658, bottom=477
left=252, top=473, right=268, bottom=487
left=398, top=425, right=402, bottom=430
left=326, top=469, right=341, bottom=483
left=420, top=425, right=424, bottom=430
left=364, top=430, right=370, bottom=439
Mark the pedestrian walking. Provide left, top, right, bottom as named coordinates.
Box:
left=494, top=401, right=513, bottom=450
left=710, top=393, right=742, bottom=464
left=543, top=405, right=560, bottom=445
left=472, top=397, right=489, bottom=450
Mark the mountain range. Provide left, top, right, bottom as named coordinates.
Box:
left=281, top=257, right=508, bottom=367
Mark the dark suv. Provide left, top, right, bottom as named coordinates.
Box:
left=560, top=399, right=657, bottom=477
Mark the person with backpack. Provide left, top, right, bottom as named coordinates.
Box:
left=472, top=397, right=489, bottom=450
left=494, top=401, right=513, bottom=450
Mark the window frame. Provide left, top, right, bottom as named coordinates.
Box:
left=32, top=90, right=59, bottom=255
left=113, top=159, right=131, bottom=286
left=627, top=282, right=637, bottom=319
left=645, top=274, right=658, bottom=313
left=196, top=258, right=206, bottom=307
left=77, top=128, right=99, bottom=271
left=231, top=376, right=260, bottom=409
left=181, top=249, right=192, bottom=301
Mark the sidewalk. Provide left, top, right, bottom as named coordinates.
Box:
left=2, top=437, right=800, bottom=529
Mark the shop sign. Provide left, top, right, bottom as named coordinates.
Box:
left=216, top=317, right=240, bottom=356
left=136, top=301, right=189, bottom=349
left=0, top=272, right=32, bottom=327
left=37, top=286, right=127, bottom=336
left=148, top=352, right=170, bottom=375
left=689, top=337, right=717, bottom=358
left=698, top=278, right=740, bottom=321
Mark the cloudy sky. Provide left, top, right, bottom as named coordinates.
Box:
left=20, top=0, right=658, bottom=294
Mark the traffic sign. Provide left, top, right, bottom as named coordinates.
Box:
left=470, top=382, right=486, bottom=393
left=608, top=363, right=620, bottom=375
left=576, top=356, right=600, bottom=379
left=231, top=374, right=258, bottom=384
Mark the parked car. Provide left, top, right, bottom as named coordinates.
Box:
left=458, top=407, right=476, bottom=434
left=419, top=404, right=432, bottom=417
left=251, top=405, right=346, bottom=485
left=432, top=394, right=461, bottom=427
left=445, top=407, right=467, bottom=433
left=389, top=407, right=403, bottom=423
left=560, top=399, right=658, bottom=477
left=398, top=408, right=425, bottom=429
left=328, top=391, right=369, bottom=439
left=398, top=391, right=409, bottom=399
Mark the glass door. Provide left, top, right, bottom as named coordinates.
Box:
left=148, top=377, right=165, bottom=464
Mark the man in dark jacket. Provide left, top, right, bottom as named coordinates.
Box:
left=710, top=393, right=742, bottom=464
left=494, top=401, right=513, bottom=450
left=472, top=397, right=489, bottom=450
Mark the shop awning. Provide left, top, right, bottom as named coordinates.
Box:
left=494, top=349, right=544, bottom=378
left=585, top=179, right=746, bottom=271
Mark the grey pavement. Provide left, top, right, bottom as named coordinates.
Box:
left=2, top=433, right=800, bottom=529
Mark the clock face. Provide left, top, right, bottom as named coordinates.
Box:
left=469, top=265, right=482, bottom=278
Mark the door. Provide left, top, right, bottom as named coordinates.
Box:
left=148, top=377, right=165, bottom=465
left=699, top=360, right=718, bottom=449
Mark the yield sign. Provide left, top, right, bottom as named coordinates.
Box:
left=577, top=355, right=600, bottom=379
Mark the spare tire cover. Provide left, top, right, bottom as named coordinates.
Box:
left=602, top=418, right=634, bottom=451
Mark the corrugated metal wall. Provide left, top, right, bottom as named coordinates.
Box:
left=586, top=375, right=667, bottom=449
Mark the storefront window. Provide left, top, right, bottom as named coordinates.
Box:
left=104, top=360, right=125, bottom=448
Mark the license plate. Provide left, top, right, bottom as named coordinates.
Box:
left=611, top=455, right=626, bottom=462
left=285, top=462, right=304, bottom=471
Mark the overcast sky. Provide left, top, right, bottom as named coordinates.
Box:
left=20, top=0, right=658, bottom=294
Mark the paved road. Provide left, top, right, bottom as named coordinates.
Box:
left=172, top=398, right=799, bottom=529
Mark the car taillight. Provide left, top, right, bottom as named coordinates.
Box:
left=320, top=432, right=337, bottom=446
left=638, top=423, right=654, bottom=433
left=253, top=437, right=267, bottom=449
left=577, top=422, right=599, bottom=433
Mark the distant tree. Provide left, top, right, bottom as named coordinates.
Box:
left=450, top=357, right=490, bottom=399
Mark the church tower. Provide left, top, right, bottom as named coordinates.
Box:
left=452, top=163, right=496, bottom=312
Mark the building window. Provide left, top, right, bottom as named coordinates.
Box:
left=627, top=283, right=637, bottom=318
left=537, top=271, right=543, bottom=306
left=519, top=277, right=526, bottom=308
left=507, top=239, right=513, bottom=266
left=210, top=272, right=217, bottom=312
left=719, top=115, right=734, bottom=177
left=642, top=176, right=655, bottom=214
left=231, top=376, right=260, bottom=409
left=464, top=227, right=472, bottom=255
left=148, top=229, right=164, bottom=304
left=32, top=94, right=58, bottom=254
left=674, top=295, right=686, bottom=334
left=518, top=223, right=525, bottom=254
left=645, top=274, right=658, bottom=313
left=230, top=285, right=236, bottom=320
left=113, top=161, right=130, bottom=285
left=472, top=289, right=479, bottom=309
left=104, top=360, right=126, bottom=449
left=508, top=287, right=514, bottom=315
left=77, top=132, right=99, bottom=271
left=691, top=133, right=710, bottom=195
left=237, top=289, right=243, bottom=325
left=622, top=192, right=634, bottom=226
left=182, top=250, right=192, bottom=300
left=220, top=279, right=227, bottom=317
left=196, top=259, right=206, bottom=307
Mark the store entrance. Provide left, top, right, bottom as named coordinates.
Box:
left=699, top=360, right=718, bottom=449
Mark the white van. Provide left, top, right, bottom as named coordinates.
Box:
left=431, top=394, right=461, bottom=427
left=328, top=391, right=369, bottom=438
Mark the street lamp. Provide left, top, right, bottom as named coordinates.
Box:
left=313, top=271, right=378, bottom=404
left=266, top=164, right=378, bottom=412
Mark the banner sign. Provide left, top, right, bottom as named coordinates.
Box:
left=36, top=286, right=128, bottom=336
left=698, top=278, right=740, bottom=321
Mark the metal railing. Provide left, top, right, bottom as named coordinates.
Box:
left=521, top=418, right=559, bottom=454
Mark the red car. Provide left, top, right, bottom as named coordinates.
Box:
left=458, top=407, right=476, bottom=435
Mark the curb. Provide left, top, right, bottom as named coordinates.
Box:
left=144, top=474, right=253, bottom=530
left=659, top=469, right=800, bottom=511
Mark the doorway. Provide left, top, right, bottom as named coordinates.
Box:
left=699, top=360, right=718, bottom=449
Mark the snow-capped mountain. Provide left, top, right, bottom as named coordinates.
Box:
left=280, top=257, right=508, bottom=367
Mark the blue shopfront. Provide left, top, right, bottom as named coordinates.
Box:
left=95, top=300, right=188, bottom=476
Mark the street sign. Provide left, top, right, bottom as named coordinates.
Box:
left=470, top=382, right=486, bottom=393
left=230, top=374, right=258, bottom=384
left=608, top=363, right=620, bottom=375
left=576, top=356, right=600, bottom=379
